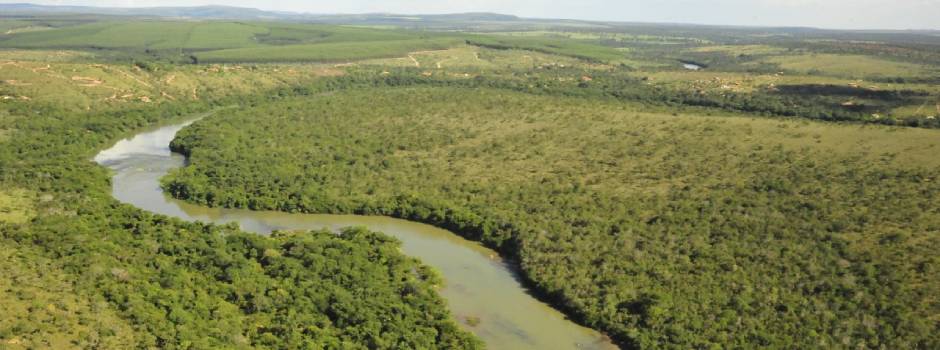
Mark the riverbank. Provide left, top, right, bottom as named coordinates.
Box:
left=98, top=118, right=617, bottom=349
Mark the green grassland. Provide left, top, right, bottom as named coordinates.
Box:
left=0, top=189, right=33, bottom=224
left=0, top=20, right=54, bottom=34
left=465, top=35, right=632, bottom=64
left=360, top=44, right=601, bottom=71
left=0, top=20, right=33, bottom=32
left=255, top=23, right=423, bottom=45
left=689, top=45, right=789, bottom=56
left=196, top=38, right=462, bottom=63
left=163, top=86, right=940, bottom=349
left=13, top=18, right=934, bottom=125
left=0, top=54, right=341, bottom=111
left=763, top=54, right=937, bottom=78
left=0, top=21, right=198, bottom=50
left=0, top=49, right=95, bottom=62
left=0, top=20, right=466, bottom=63
left=483, top=30, right=712, bottom=45
left=182, top=22, right=269, bottom=49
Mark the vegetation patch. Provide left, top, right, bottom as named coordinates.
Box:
left=466, top=36, right=628, bottom=64
left=690, top=45, right=788, bottom=56
left=196, top=38, right=462, bottom=63
left=0, top=49, right=93, bottom=62
left=2, top=14, right=940, bottom=350
left=0, top=189, right=33, bottom=224
left=0, top=59, right=341, bottom=111
left=0, top=73, right=479, bottom=349
left=764, top=54, right=934, bottom=78
left=0, top=245, right=139, bottom=349
left=163, top=86, right=940, bottom=349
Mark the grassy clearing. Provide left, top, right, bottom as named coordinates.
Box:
left=0, top=49, right=94, bottom=62
left=0, top=22, right=197, bottom=50
left=690, top=44, right=789, bottom=56
left=0, top=189, right=33, bottom=224
left=636, top=69, right=940, bottom=119
left=196, top=38, right=463, bottom=63
left=0, top=20, right=34, bottom=33
left=891, top=98, right=940, bottom=119
left=763, top=54, right=935, bottom=78
left=361, top=45, right=601, bottom=71
left=641, top=70, right=940, bottom=92
left=466, top=35, right=629, bottom=64
left=0, top=20, right=460, bottom=60
left=0, top=59, right=341, bottom=111
left=182, top=22, right=269, bottom=50
left=484, top=30, right=708, bottom=45
left=258, top=23, right=424, bottom=45
left=22, top=21, right=271, bottom=51
left=701, top=114, right=940, bottom=167
left=2, top=26, right=54, bottom=35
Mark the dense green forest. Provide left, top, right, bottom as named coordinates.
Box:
left=0, top=85, right=480, bottom=349
left=164, top=86, right=940, bottom=349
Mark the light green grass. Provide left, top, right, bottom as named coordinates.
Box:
left=0, top=59, right=341, bottom=111
left=1, top=21, right=196, bottom=50
left=483, top=30, right=709, bottom=44
left=258, top=24, right=422, bottom=45
left=196, top=38, right=462, bottom=63
left=0, top=20, right=39, bottom=33
left=361, top=45, right=597, bottom=71
left=765, top=54, right=934, bottom=78
left=0, top=21, right=458, bottom=61
left=2, top=21, right=195, bottom=49
left=182, top=22, right=268, bottom=50
left=0, top=189, right=33, bottom=224
left=465, top=35, right=629, bottom=64
left=691, top=45, right=789, bottom=56
left=0, top=49, right=93, bottom=62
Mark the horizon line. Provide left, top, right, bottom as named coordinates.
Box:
left=1, top=2, right=939, bottom=32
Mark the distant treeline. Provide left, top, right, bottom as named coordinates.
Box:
left=295, top=68, right=939, bottom=128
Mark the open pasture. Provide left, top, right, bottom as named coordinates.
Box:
left=195, top=38, right=463, bottom=63
left=0, top=20, right=466, bottom=62
left=763, top=53, right=936, bottom=78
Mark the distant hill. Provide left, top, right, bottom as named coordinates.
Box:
left=2, top=3, right=935, bottom=35
left=0, top=3, right=288, bottom=19
left=331, top=12, right=521, bottom=22
left=0, top=3, right=521, bottom=23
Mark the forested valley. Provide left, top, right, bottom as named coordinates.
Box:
left=164, top=86, right=940, bottom=349
left=0, top=74, right=479, bottom=349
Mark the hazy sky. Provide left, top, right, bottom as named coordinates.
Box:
left=13, top=0, right=940, bottom=30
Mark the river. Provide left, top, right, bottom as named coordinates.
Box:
left=94, top=118, right=618, bottom=350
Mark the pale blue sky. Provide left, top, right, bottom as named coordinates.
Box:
left=11, top=0, right=940, bottom=30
